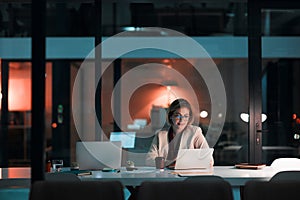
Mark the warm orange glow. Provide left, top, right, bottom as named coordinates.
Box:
left=162, top=59, right=170, bottom=63
left=8, top=168, right=31, bottom=178
left=296, top=118, right=300, bottom=124
left=52, top=123, right=58, bottom=128
left=128, top=84, right=169, bottom=121
left=293, top=113, right=297, bottom=120
left=0, top=78, right=32, bottom=111
left=9, top=79, right=31, bottom=111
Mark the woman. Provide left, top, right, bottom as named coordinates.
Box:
left=146, top=98, right=213, bottom=167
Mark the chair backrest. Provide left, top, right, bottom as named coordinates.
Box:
left=243, top=180, right=300, bottom=200
left=29, top=181, right=124, bottom=200
left=270, top=170, right=300, bottom=181
left=137, top=178, right=233, bottom=200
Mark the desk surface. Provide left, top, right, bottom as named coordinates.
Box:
left=0, top=166, right=278, bottom=187
left=79, top=166, right=277, bottom=186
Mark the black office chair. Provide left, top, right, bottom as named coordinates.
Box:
left=269, top=170, right=300, bottom=182
left=137, top=178, right=233, bottom=200
left=243, top=180, right=300, bottom=200
left=29, top=181, right=124, bottom=200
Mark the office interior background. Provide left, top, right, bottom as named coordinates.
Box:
left=0, top=0, right=300, bottom=174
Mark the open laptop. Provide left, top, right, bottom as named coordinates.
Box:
left=109, top=132, right=136, bottom=149
left=76, top=141, right=122, bottom=170
left=174, top=148, right=214, bottom=170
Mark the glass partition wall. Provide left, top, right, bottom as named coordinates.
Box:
left=0, top=1, right=299, bottom=177
left=261, top=8, right=300, bottom=164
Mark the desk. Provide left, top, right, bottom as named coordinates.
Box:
left=213, top=166, right=275, bottom=186
left=0, top=166, right=278, bottom=200
left=0, top=166, right=277, bottom=187
left=79, top=166, right=276, bottom=187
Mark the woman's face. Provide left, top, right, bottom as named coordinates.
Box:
left=171, top=107, right=190, bottom=133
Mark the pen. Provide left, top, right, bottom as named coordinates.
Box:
left=77, top=171, right=92, bottom=176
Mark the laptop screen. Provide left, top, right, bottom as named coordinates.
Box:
left=76, top=141, right=122, bottom=170
left=109, top=132, right=136, bottom=148
left=175, top=148, right=214, bottom=170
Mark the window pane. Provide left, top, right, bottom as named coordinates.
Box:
left=261, top=8, right=300, bottom=165
left=99, top=58, right=249, bottom=165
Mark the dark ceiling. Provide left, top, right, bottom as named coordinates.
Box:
left=0, top=1, right=299, bottom=37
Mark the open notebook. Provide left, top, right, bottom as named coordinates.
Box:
left=174, top=148, right=214, bottom=170
left=76, top=141, right=122, bottom=170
